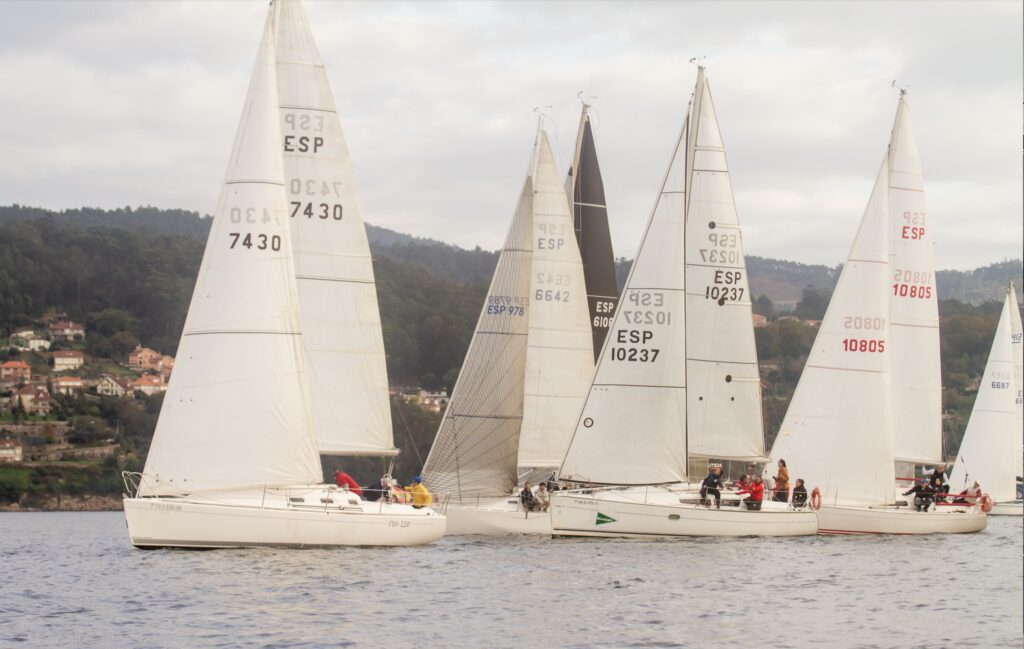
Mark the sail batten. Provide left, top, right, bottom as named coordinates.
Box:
left=275, top=0, right=395, bottom=456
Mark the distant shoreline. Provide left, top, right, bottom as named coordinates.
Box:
left=1, top=494, right=122, bottom=512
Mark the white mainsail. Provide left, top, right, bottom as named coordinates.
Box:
left=422, top=127, right=591, bottom=496
left=770, top=157, right=896, bottom=506
left=887, top=94, right=943, bottom=465
left=683, top=68, right=765, bottom=462
left=275, top=0, right=395, bottom=456
left=421, top=181, right=534, bottom=498
left=949, top=287, right=1020, bottom=501
left=518, top=130, right=595, bottom=469
left=140, top=9, right=321, bottom=495
left=558, top=93, right=691, bottom=486
left=1012, top=288, right=1024, bottom=481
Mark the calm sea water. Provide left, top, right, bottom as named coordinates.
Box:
left=1, top=512, right=1020, bottom=648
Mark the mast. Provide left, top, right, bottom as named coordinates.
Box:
left=140, top=4, right=321, bottom=495
left=275, top=0, right=396, bottom=456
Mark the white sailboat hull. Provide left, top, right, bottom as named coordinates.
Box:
left=442, top=498, right=551, bottom=536
left=816, top=503, right=986, bottom=535
left=989, top=501, right=1023, bottom=516
left=549, top=490, right=817, bottom=538
left=124, top=487, right=446, bottom=548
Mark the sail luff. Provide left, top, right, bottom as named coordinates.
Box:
left=887, top=93, right=943, bottom=464
left=140, top=5, right=322, bottom=495
left=1009, top=285, right=1023, bottom=481
left=566, top=104, right=620, bottom=362
left=683, top=68, right=766, bottom=462
left=770, top=157, right=896, bottom=506
left=557, top=102, right=691, bottom=486
left=275, top=0, right=396, bottom=456
left=949, top=288, right=1019, bottom=500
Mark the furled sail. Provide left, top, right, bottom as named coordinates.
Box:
left=141, top=8, right=321, bottom=495
left=421, top=181, right=534, bottom=498
left=770, top=158, right=896, bottom=506
left=558, top=103, right=690, bottom=486
left=566, top=105, right=619, bottom=362
left=682, top=68, right=765, bottom=462
left=887, top=94, right=942, bottom=465
left=949, top=287, right=1020, bottom=501
left=275, top=0, right=396, bottom=456
left=517, top=130, right=595, bottom=469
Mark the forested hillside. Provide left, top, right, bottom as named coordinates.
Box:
left=0, top=204, right=1020, bottom=489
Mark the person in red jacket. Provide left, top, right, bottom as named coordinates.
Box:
left=736, top=475, right=765, bottom=511
left=333, top=470, right=363, bottom=497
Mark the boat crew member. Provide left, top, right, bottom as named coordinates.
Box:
left=791, top=478, right=808, bottom=508
left=903, top=478, right=935, bottom=512
left=953, top=481, right=982, bottom=505
left=929, top=466, right=949, bottom=502
left=773, top=459, right=790, bottom=502
left=535, top=483, right=550, bottom=512
left=405, top=476, right=432, bottom=509
left=700, top=467, right=723, bottom=509
left=520, top=481, right=537, bottom=512
left=737, top=475, right=765, bottom=510
left=333, top=470, right=363, bottom=497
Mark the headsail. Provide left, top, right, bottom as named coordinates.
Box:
left=1011, top=287, right=1024, bottom=481
left=770, top=157, right=896, bottom=506
left=949, top=286, right=1019, bottom=501
left=558, top=98, right=690, bottom=486
left=566, top=105, right=619, bottom=361
left=141, top=7, right=321, bottom=495
left=887, top=93, right=942, bottom=465
left=421, top=181, right=533, bottom=499
left=275, top=0, right=396, bottom=456
left=518, top=129, right=595, bottom=470
left=683, top=68, right=765, bottom=462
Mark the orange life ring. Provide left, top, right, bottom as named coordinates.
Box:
left=810, top=487, right=822, bottom=511
left=979, top=494, right=993, bottom=513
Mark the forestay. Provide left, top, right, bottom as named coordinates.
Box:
left=770, top=158, right=896, bottom=506
left=141, top=10, right=321, bottom=495
left=566, top=105, right=619, bottom=362
left=421, top=181, right=534, bottom=498
left=887, top=94, right=942, bottom=465
left=949, top=287, right=1020, bottom=501
left=275, top=0, right=395, bottom=456
left=518, top=131, right=595, bottom=470
left=558, top=106, right=690, bottom=486
left=683, top=68, right=765, bottom=462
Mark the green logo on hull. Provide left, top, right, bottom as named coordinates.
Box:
left=595, top=512, right=616, bottom=525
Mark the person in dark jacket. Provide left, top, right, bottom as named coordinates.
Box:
left=700, top=467, right=724, bottom=508
left=791, top=478, right=808, bottom=508
left=364, top=477, right=386, bottom=502
left=520, top=481, right=536, bottom=512
left=903, top=478, right=935, bottom=512
left=929, top=466, right=949, bottom=503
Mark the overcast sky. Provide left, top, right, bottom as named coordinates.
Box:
left=0, top=1, right=1020, bottom=269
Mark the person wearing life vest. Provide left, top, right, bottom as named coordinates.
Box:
left=405, top=476, right=432, bottom=509
left=736, top=475, right=765, bottom=510
left=333, top=470, right=363, bottom=497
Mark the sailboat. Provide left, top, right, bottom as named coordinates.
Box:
left=949, top=285, right=1023, bottom=516
left=420, top=122, right=595, bottom=535
left=122, top=1, right=445, bottom=548
left=565, top=103, right=620, bottom=361
left=769, top=91, right=985, bottom=535
left=549, top=67, right=817, bottom=538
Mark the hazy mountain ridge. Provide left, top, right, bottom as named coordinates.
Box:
left=1, top=205, right=1019, bottom=306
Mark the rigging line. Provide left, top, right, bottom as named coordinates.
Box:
left=395, top=398, right=424, bottom=467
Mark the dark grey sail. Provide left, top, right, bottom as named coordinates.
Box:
left=567, top=105, right=619, bottom=361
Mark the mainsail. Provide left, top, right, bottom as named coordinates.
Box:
left=887, top=93, right=942, bottom=465
left=141, top=8, right=321, bottom=495
left=770, top=158, right=896, bottom=506
left=566, top=104, right=619, bottom=361
left=949, top=286, right=1021, bottom=501
left=682, top=69, right=765, bottom=462
left=422, top=127, right=592, bottom=497
left=275, top=0, right=395, bottom=456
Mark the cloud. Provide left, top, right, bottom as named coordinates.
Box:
left=0, top=0, right=1019, bottom=270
